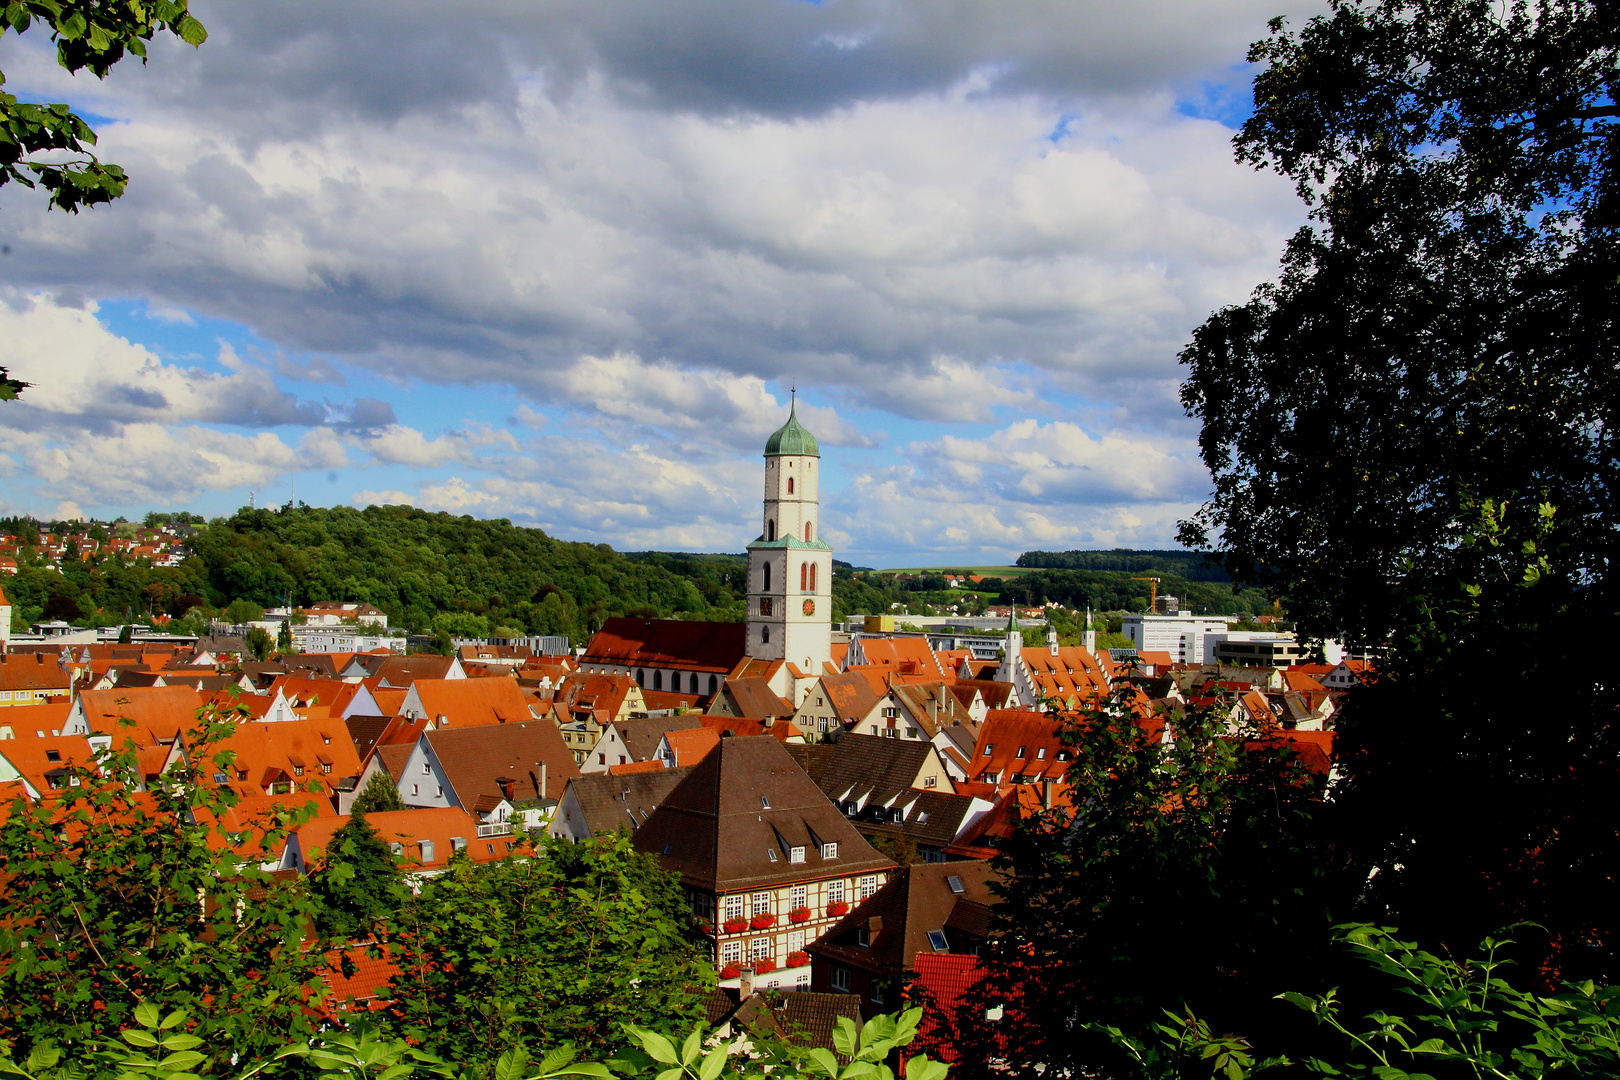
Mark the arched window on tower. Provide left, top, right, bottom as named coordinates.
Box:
left=764, top=562, right=771, bottom=591
left=768, top=520, right=776, bottom=541
left=787, top=477, right=794, bottom=494
left=810, top=562, right=817, bottom=592
left=653, top=670, right=663, bottom=691
left=762, top=626, right=771, bottom=644
left=689, top=672, right=699, bottom=693
left=805, top=521, right=813, bottom=541
left=708, top=674, right=718, bottom=694
left=800, top=562, right=808, bottom=592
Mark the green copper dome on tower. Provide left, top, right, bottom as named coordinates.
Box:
left=764, top=400, right=820, bottom=457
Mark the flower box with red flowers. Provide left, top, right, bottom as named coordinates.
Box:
left=787, top=950, right=810, bottom=968
left=826, top=900, right=849, bottom=917
left=722, top=917, right=749, bottom=934
left=720, top=963, right=741, bottom=980
left=788, top=906, right=811, bottom=923
left=753, top=958, right=776, bottom=974
left=750, top=913, right=777, bottom=930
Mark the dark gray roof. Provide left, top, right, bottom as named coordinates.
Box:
left=846, top=789, right=985, bottom=849
left=564, top=766, right=694, bottom=838
left=788, top=733, right=935, bottom=809
left=634, top=736, right=893, bottom=893
left=721, top=991, right=861, bottom=1053
left=424, top=720, right=580, bottom=807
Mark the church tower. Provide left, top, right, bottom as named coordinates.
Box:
left=746, top=400, right=833, bottom=674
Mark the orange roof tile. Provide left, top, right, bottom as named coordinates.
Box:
left=663, top=726, right=721, bottom=766
left=79, top=686, right=205, bottom=746
left=609, top=759, right=666, bottom=776
left=409, top=678, right=536, bottom=728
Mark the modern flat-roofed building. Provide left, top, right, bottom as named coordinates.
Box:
left=1122, top=614, right=1230, bottom=665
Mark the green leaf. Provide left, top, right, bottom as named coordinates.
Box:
left=696, top=1049, right=725, bottom=1080
left=805, top=1049, right=840, bottom=1080
left=495, top=1048, right=529, bottom=1080
left=121, top=1030, right=159, bottom=1048
left=639, top=1033, right=679, bottom=1067
left=133, top=1002, right=162, bottom=1029
left=175, top=13, right=205, bottom=45
left=680, top=1031, right=701, bottom=1067
left=832, top=1018, right=859, bottom=1059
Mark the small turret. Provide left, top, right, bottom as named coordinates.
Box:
left=1082, top=607, right=1097, bottom=654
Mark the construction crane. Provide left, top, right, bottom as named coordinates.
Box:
left=1131, top=575, right=1161, bottom=612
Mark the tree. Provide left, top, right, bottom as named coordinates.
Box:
left=0, top=699, right=328, bottom=1067
left=223, top=598, right=264, bottom=625
left=116, top=622, right=131, bottom=644
left=276, top=617, right=293, bottom=654
left=245, top=625, right=272, bottom=661
left=959, top=685, right=1337, bottom=1078
left=1, top=0, right=207, bottom=214
left=1177, top=0, right=1619, bottom=976
left=350, top=769, right=407, bottom=815
left=388, top=832, right=714, bottom=1063
left=307, top=813, right=410, bottom=940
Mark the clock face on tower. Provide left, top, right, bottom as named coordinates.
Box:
left=802, top=599, right=816, bottom=616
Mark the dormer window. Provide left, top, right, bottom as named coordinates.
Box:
left=789, top=846, right=805, bottom=863
left=45, top=749, right=61, bottom=762
left=822, top=842, right=839, bottom=859
left=1016, top=747, right=1027, bottom=759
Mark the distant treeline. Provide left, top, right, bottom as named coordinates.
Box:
left=1016, top=548, right=1233, bottom=582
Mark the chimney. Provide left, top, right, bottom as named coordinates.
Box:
left=739, top=964, right=756, bottom=998
left=1042, top=779, right=1054, bottom=810
left=538, top=760, right=548, bottom=799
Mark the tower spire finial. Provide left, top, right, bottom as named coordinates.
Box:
left=790, top=380, right=797, bottom=413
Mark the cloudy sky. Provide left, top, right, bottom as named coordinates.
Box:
left=0, top=1, right=1315, bottom=566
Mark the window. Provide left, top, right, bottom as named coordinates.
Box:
left=800, top=562, right=808, bottom=591
left=761, top=795, right=771, bottom=809
left=790, top=885, right=807, bottom=909
left=1036, top=747, right=1047, bottom=760
left=412, top=784, right=420, bottom=796
left=767, top=520, right=776, bottom=542
left=767, top=849, right=779, bottom=862
left=436, top=785, right=444, bottom=797
left=721, top=940, right=742, bottom=964
left=820, top=717, right=830, bottom=732
left=827, top=880, right=845, bottom=905
left=419, top=840, right=434, bottom=862
left=321, top=762, right=332, bottom=774
left=946, top=875, right=966, bottom=895
left=924, top=775, right=937, bottom=788
left=787, top=476, right=794, bottom=494
left=859, top=875, right=878, bottom=900
left=390, top=842, right=404, bottom=856
left=822, top=842, right=839, bottom=859
left=690, top=672, right=700, bottom=693
left=725, top=894, right=745, bottom=919
left=884, top=707, right=897, bottom=718
left=293, top=765, right=304, bottom=776
left=653, top=670, right=663, bottom=691
left=213, top=772, right=229, bottom=784
left=763, top=626, right=770, bottom=644
left=238, top=769, right=249, bottom=781
left=422, top=761, right=431, bottom=774
left=752, top=892, right=771, bottom=915
left=1015, top=747, right=1027, bottom=759
left=1056, top=750, right=1071, bottom=762
left=45, top=749, right=60, bottom=763
left=831, top=967, right=851, bottom=992
left=709, top=675, right=718, bottom=694
left=805, top=522, right=813, bottom=541
left=789, top=846, right=805, bottom=864
left=982, top=744, right=994, bottom=756
left=810, top=562, right=817, bottom=591
left=856, top=928, right=870, bottom=947
left=598, top=754, right=606, bottom=765
left=751, top=938, right=772, bottom=961
left=927, top=930, right=948, bottom=951
left=763, top=561, right=771, bottom=589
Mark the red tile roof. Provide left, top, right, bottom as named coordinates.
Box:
left=663, top=726, right=721, bottom=766
left=79, top=686, right=205, bottom=745
left=583, top=617, right=747, bottom=673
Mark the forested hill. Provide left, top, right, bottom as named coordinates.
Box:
left=5, top=507, right=1274, bottom=639
left=1016, top=548, right=1231, bottom=582
left=4, top=506, right=743, bottom=641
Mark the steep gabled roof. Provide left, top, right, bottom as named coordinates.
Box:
left=561, top=766, right=694, bottom=838
left=634, top=735, right=893, bottom=892
left=808, top=671, right=884, bottom=722
left=609, top=716, right=704, bottom=762
left=810, top=860, right=999, bottom=974
left=0, top=733, right=99, bottom=797
left=199, top=717, right=364, bottom=801
left=423, top=720, right=578, bottom=807
left=0, top=701, right=75, bottom=739
left=409, top=678, right=536, bottom=728
left=0, top=653, right=72, bottom=692
left=79, top=686, right=204, bottom=745
left=720, top=677, right=795, bottom=719
left=582, top=618, right=747, bottom=674
left=293, top=807, right=508, bottom=872
left=372, top=654, right=460, bottom=688
left=787, top=733, right=937, bottom=810
left=967, top=710, right=1069, bottom=786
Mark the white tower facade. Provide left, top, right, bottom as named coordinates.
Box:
left=746, top=403, right=833, bottom=673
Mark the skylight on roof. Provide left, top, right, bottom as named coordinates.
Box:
left=767, top=849, right=779, bottom=861
left=946, top=875, right=965, bottom=895
left=927, top=930, right=948, bottom=951
left=761, top=795, right=771, bottom=808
